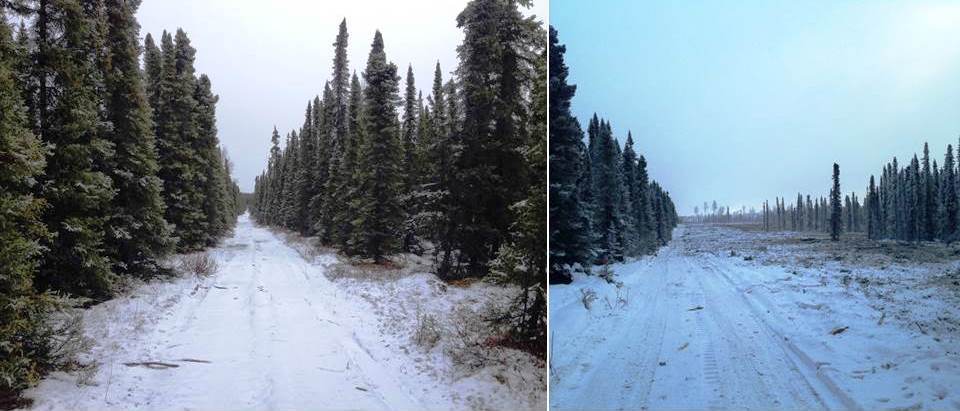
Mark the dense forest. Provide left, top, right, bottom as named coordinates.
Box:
left=549, top=26, right=678, bottom=285
left=250, top=0, right=547, bottom=354
left=0, top=0, right=240, bottom=404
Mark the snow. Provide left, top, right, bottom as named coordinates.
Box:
left=550, top=224, right=960, bottom=411
left=21, top=214, right=544, bottom=411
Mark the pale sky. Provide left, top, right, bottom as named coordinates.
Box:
left=552, top=0, right=960, bottom=215
left=137, top=0, right=548, bottom=192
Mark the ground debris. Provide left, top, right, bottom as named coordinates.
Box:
left=122, top=361, right=180, bottom=369
left=830, top=326, right=849, bottom=335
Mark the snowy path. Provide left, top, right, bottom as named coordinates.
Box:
left=25, top=215, right=423, bottom=410
left=551, top=225, right=960, bottom=410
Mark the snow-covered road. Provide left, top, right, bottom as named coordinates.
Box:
left=25, top=215, right=423, bottom=410
left=551, top=225, right=960, bottom=410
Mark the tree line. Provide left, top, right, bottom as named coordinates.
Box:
left=250, top=0, right=547, bottom=354
left=549, top=27, right=678, bottom=285
left=760, top=141, right=960, bottom=244
left=1, top=0, right=239, bottom=403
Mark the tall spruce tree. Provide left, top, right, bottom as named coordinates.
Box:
left=830, top=163, right=842, bottom=241
left=0, top=11, right=52, bottom=398
left=347, top=31, right=402, bottom=262
left=331, top=74, right=364, bottom=248
left=921, top=143, right=936, bottom=240
left=448, top=0, right=537, bottom=277
left=620, top=132, right=640, bottom=255
left=294, top=100, right=316, bottom=235
left=154, top=29, right=206, bottom=250
left=401, top=64, right=418, bottom=195
left=941, top=145, right=958, bottom=242
left=194, top=74, right=228, bottom=243
left=31, top=0, right=117, bottom=298
left=102, top=0, right=173, bottom=276
left=490, top=36, right=547, bottom=352
left=548, top=26, right=590, bottom=284
left=320, top=19, right=351, bottom=244
left=399, top=64, right=419, bottom=252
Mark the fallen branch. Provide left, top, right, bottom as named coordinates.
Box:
left=178, top=358, right=212, bottom=364
left=123, top=361, right=180, bottom=369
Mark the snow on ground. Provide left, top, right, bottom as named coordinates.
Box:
left=20, top=214, right=544, bottom=411
left=550, top=224, right=960, bottom=411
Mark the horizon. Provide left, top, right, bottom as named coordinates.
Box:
left=552, top=0, right=960, bottom=215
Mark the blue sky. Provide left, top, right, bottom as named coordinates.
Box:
left=552, top=0, right=960, bottom=215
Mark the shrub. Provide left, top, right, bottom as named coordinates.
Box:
left=413, top=308, right=441, bottom=349
left=180, top=252, right=219, bottom=277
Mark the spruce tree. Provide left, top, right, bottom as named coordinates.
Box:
left=490, top=37, right=547, bottom=352
left=320, top=20, right=351, bottom=244
left=921, top=143, right=936, bottom=240
left=399, top=64, right=419, bottom=252
left=592, top=119, right=625, bottom=261
left=143, top=32, right=162, bottom=110
left=31, top=0, right=117, bottom=298
left=449, top=0, right=537, bottom=277
left=331, top=74, right=364, bottom=248
left=347, top=31, right=402, bottom=262
left=154, top=29, right=206, bottom=250
left=0, top=12, right=52, bottom=397
left=830, top=163, right=842, bottom=241
left=308, top=93, right=327, bottom=229
left=620, top=132, right=640, bottom=255
left=941, top=145, right=958, bottom=242
left=548, top=26, right=590, bottom=283
left=194, top=73, right=228, bottom=243
left=102, top=0, right=174, bottom=276
left=401, top=64, right=418, bottom=195
left=295, top=100, right=316, bottom=235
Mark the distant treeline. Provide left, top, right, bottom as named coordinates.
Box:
left=1, top=1, right=239, bottom=404
left=759, top=141, right=960, bottom=244
left=549, top=27, right=678, bottom=285
left=251, top=1, right=547, bottom=353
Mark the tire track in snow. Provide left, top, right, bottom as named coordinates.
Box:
left=700, top=255, right=862, bottom=411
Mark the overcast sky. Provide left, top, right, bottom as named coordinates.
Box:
left=137, top=0, right=547, bottom=192
left=552, top=0, right=960, bottom=215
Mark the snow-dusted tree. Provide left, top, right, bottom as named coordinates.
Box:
left=0, top=11, right=53, bottom=398
left=548, top=26, right=591, bottom=283
left=445, top=0, right=538, bottom=277
left=153, top=30, right=207, bottom=250
left=30, top=0, right=116, bottom=298
left=830, top=163, right=842, bottom=241
left=102, top=0, right=173, bottom=277
left=319, top=20, right=351, bottom=244
left=941, top=145, right=958, bottom=243
left=194, top=74, right=231, bottom=242
left=347, top=31, right=402, bottom=262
